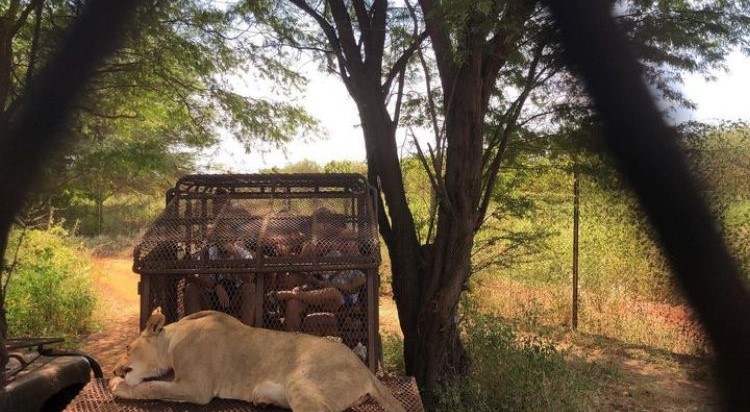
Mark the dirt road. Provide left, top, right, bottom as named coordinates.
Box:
left=80, top=258, right=140, bottom=376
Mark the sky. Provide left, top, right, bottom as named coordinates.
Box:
left=204, top=50, right=750, bottom=173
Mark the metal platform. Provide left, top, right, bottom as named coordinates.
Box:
left=65, top=377, right=424, bottom=412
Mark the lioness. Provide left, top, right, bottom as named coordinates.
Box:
left=111, top=309, right=406, bottom=412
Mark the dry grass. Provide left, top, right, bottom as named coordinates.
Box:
left=473, top=275, right=708, bottom=355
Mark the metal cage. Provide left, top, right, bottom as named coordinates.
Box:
left=132, top=173, right=381, bottom=370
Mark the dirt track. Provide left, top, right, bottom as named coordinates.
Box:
left=80, top=258, right=140, bottom=376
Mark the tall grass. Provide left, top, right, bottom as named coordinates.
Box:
left=471, top=160, right=713, bottom=355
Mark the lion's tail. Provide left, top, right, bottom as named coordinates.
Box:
left=369, top=377, right=407, bottom=412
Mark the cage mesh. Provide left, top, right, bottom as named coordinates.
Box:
left=133, top=174, right=379, bottom=275
left=133, top=174, right=381, bottom=369
left=64, top=377, right=424, bottom=412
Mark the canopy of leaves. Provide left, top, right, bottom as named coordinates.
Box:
left=2, top=0, right=318, bottom=227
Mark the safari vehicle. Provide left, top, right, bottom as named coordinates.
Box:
left=65, top=173, right=424, bottom=411
left=1, top=338, right=101, bottom=411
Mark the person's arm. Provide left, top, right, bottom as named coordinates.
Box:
left=336, top=272, right=366, bottom=294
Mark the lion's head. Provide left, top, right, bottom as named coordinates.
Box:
left=113, top=308, right=170, bottom=385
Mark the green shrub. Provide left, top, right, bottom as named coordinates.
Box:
left=4, top=227, right=96, bottom=339
left=433, top=312, right=599, bottom=412
left=379, top=309, right=601, bottom=411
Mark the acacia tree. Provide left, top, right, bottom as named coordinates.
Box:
left=255, top=0, right=750, bottom=397
left=0, top=0, right=315, bottom=369
left=256, top=0, right=429, bottom=383
left=3, top=0, right=317, bottom=230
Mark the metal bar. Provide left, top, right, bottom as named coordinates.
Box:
left=255, top=273, right=265, bottom=327
left=138, top=276, right=151, bottom=331
left=367, top=267, right=378, bottom=371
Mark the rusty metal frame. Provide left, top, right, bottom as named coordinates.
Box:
left=133, top=173, right=382, bottom=371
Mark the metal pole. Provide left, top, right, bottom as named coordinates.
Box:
left=572, top=166, right=580, bottom=329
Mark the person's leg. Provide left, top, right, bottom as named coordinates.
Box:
left=238, top=281, right=256, bottom=326
left=284, top=299, right=307, bottom=332
left=277, top=287, right=345, bottom=311
left=215, top=280, right=232, bottom=309
left=184, top=281, right=202, bottom=315
left=301, top=312, right=339, bottom=337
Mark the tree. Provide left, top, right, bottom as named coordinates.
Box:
left=3, top=0, right=317, bottom=230
left=255, top=0, right=750, bottom=398
left=259, top=0, right=430, bottom=388
left=0, top=0, right=316, bottom=368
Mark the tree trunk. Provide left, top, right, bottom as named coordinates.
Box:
left=572, top=165, right=580, bottom=329
left=339, top=23, right=485, bottom=402
left=96, top=198, right=104, bottom=235
left=351, top=85, right=425, bottom=375
left=0, top=23, right=13, bottom=120
left=285, top=0, right=513, bottom=399
left=410, top=57, right=486, bottom=396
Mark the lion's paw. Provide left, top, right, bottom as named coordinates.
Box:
left=109, top=377, right=130, bottom=397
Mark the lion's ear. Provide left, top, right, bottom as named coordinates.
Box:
left=144, top=310, right=166, bottom=336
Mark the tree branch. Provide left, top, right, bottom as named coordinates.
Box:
left=382, top=31, right=428, bottom=95
left=287, top=0, right=354, bottom=91
left=1, top=226, right=26, bottom=304
left=327, top=0, right=364, bottom=74
left=10, top=0, right=43, bottom=37
left=74, top=104, right=139, bottom=119
left=417, top=0, right=455, bottom=86
left=476, top=41, right=545, bottom=230
left=365, top=0, right=387, bottom=74
left=23, top=0, right=44, bottom=86
left=392, top=66, right=406, bottom=129
left=481, top=0, right=538, bottom=110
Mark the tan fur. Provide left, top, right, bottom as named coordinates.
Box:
left=111, top=309, right=406, bottom=412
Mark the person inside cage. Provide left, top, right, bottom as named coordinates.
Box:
left=299, top=206, right=362, bottom=256
left=184, top=204, right=257, bottom=326
left=274, top=258, right=366, bottom=333
left=270, top=207, right=367, bottom=334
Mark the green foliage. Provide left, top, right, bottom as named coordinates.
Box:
left=5, top=0, right=318, bottom=234
left=431, top=310, right=599, bottom=412
left=401, top=156, right=435, bottom=242
left=683, top=124, right=750, bottom=276
left=3, top=227, right=96, bottom=338
left=323, top=159, right=367, bottom=175
left=260, top=159, right=322, bottom=173
left=259, top=159, right=369, bottom=175
left=67, top=191, right=165, bottom=238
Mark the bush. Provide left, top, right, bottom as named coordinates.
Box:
left=434, top=312, right=599, bottom=412
left=379, top=309, right=601, bottom=412
left=381, top=332, right=405, bottom=375
left=4, top=227, right=96, bottom=339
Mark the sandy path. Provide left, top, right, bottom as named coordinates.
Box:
left=80, top=258, right=141, bottom=377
